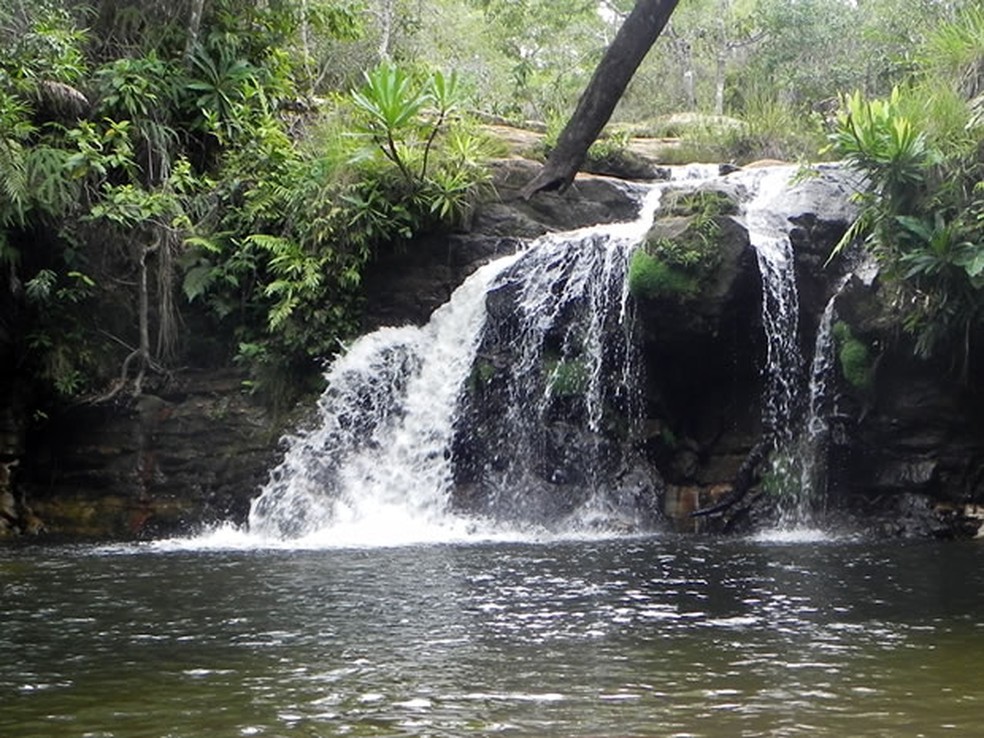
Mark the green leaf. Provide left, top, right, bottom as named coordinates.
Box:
left=183, top=264, right=216, bottom=301
left=955, top=246, right=984, bottom=278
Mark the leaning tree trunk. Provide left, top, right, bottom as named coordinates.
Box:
left=522, top=0, right=681, bottom=198
left=184, top=0, right=206, bottom=60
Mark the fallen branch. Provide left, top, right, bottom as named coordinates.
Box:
left=690, top=436, right=770, bottom=518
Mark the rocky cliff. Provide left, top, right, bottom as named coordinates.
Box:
left=4, top=156, right=984, bottom=540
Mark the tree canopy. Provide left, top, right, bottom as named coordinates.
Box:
left=0, top=0, right=981, bottom=413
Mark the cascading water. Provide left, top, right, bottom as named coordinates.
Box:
left=741, top=165, right=849, bottom=530
left=796, top=289, right=841, bottom=516
left=244, top=161, right=850, bottom=543
left=248, top=254, right=521, bottom=544
left=247, top=177, right=680, bottom=544
left=452, top=192, right=661, bottom=529
left=742, top=167, right=805, bottom=446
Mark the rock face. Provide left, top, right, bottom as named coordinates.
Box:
left=361, top=159, right=643, bottom=329
left=5, top=158, right=984, bottom=540
left=822, top=276, right=984, bottom=538
left=626, top=184, right=764, bottom=531
left=13, top=371, right=282, bottom=539
left=449, top=236, right=664, bottom=529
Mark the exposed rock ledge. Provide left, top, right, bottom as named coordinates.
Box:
left=4, top=157, right=983, bottom=540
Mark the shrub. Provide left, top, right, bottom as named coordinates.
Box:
left=832, top=322, right=874, bottom=390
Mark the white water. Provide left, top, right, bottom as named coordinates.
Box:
left=244, top=180, right=674, bottom=546
left=246, top=253, right=522, bottom=545
left=191, top=163, right=847, bottom=549
left=740, top=166, right=845, bottom=536
left=796, top=286, right=844, bottom=515
left=741, top=166, right=804, bottom=444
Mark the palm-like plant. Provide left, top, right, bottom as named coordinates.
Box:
left=351, top=63, right=429, bottom=183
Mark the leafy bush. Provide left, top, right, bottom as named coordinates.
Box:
left=832, top=322, right=874, bottom=390
left=824, top=7, right=984, bottom=364
left=179, top=62, right=494, bottom=399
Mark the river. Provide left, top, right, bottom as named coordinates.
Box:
left=3, top=534, right=984, bottom=737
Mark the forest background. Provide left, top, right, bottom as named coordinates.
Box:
left=0, top=0, right=981, bottom=420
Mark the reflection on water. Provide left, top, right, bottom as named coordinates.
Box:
left=2, top=537, right=984, bottom=737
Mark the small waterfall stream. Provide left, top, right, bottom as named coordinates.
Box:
left=741, top=166, right=844, bottom=530
left=797, top=290, right=841, bottom=516
left=742, top=167, right=804, bottom=446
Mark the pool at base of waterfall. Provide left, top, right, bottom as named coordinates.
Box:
left=3, top=535, right=983, bottom=737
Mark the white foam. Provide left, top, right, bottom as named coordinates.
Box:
left=750, top=527, right=838, bottom=544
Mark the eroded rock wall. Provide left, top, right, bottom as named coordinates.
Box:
left=5, top=158, right=984, bottom=540
left=13, top=371, right=282, bottom=540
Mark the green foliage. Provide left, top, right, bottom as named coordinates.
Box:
left=760, top=449, right=798, bottom=499
left=627, top=250, right=698, bottom=300
left=475, top=0, right=606, bottom=120
left=545, top=357, right=588, bottom=397
left=919, top=4, right=984, bottom=99
left=665, top=190, right=736, bottom=220
left=832, top=322, right=874, bottom=390
left=350, top=62, right=486, bottom=213
left=5, top=7, right=88, bottom=88
left=728, top=88, right=828, bottom=163
left=628, top=190, right=731, bottom=301
left=825, top=10, right=984, bottom=362
left=179, top=61, right=492, bottom=396
left=826, top=87, right=936, bottom=210
left=0, top=1, right=493, bottom=409
left=587, top=129, right=631, bottom=161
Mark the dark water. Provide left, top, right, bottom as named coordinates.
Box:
left=3, top=535, right=984, bottom=737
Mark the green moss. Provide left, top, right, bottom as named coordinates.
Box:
left=832, top=321, right=874, bottom=390
left=627, top=249, right=699, bottom=300
left=628, top=188, right=736, bottom=303
left=760, top=450, right=798, bottom=497
left=468, top=359, right=496, bottom=392
left=545, top=357, right=588, bottom=397
left=628, top=190, right=735, bottom=301
left=664, top=189, right=738, bottom=219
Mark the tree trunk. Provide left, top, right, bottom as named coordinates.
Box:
left=714, top=46, right=727, bottom=116
left=185, top=0, right=206, bottom=60
left=681, top=40, right=697, bottom=111
left=378, top=0, right=395, bottom=61
left=135, top=244, right=151, bottom=397
left=713, top=7, right=729, bottom=116
left=522, top=0, right=680, bottom=198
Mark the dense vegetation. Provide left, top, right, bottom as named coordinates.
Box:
left=0, top=0, right=981, bottom=419
left=0, top=0, right=493, bottom=409
left=825, top=4, right=984, bottom=369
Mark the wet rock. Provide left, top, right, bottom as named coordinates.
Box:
left=19, top=370, right=283, bottom=539
left=361, top=159, right=643, bottom=330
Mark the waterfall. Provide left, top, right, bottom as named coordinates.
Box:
left=247, top=180, right=672, bottom=544
left=742, top=167, right=804, bottom=445
left=796, top=290, right=840, bottom=517
left=242, top=162, right=850, bottom=544
left=248, top=254, right=521, bottom=544
left=741, top=166, right=847, bottom=531
left=453, top=187, right=665, bottom=529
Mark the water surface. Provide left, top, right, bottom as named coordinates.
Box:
left=3, top=536, right=983, bottom=737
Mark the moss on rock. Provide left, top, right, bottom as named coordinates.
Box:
left=628, top=189, right=738, bottom=302
left=833, top=321, right=874, bottom=390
